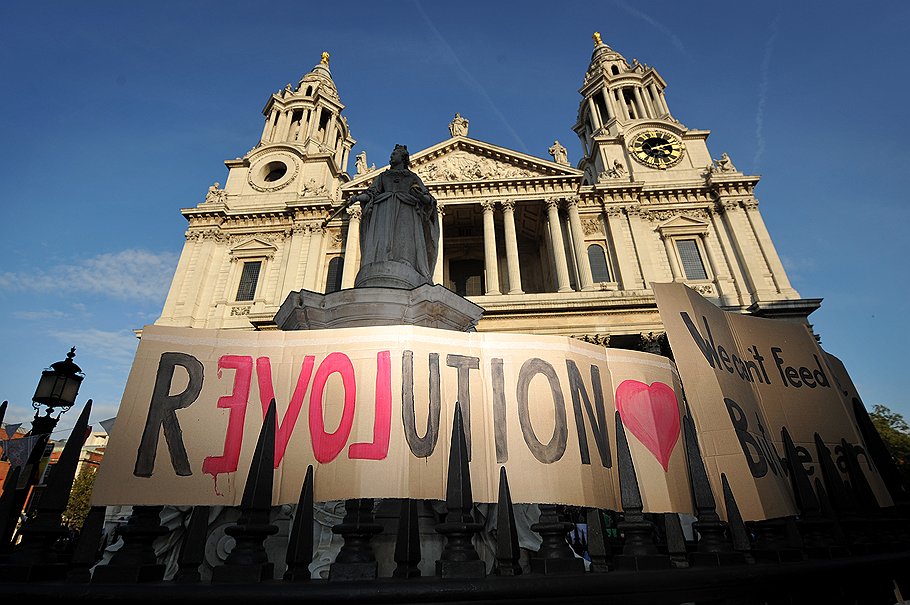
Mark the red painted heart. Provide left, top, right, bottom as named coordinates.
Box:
left=615, top=380, right=681, bottom=472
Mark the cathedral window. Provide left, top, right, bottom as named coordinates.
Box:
left=264, top=161, right=288, bottom=182
left=587, top=244, right=611, bottom=282
left=676, top=239, right=708, bottom=280
left=325, top=256, right=343, bottom=293
left=236, top=261, right=262, bottom=301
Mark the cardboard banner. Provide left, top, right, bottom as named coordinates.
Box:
left=823, top=352, right=903, bottom=500
left=93, top=324, right=693, bottom=514
left=653, top=282, right=892, bottom=521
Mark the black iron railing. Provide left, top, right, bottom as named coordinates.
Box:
left=0, top=399, right=908, bottom=604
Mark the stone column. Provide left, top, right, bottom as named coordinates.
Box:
left=546, top=198, right=573, bottom=292
left=661, top=234, right=683, bottom=281
left=587, top=98, right=603, bottom=130
left=604, top=206, right=643, bottom=290
left=285, top=110, right=298, bottom=141
left=159, top=233, right=200, bottom=322
left=481, top=201, right=501, bottom=295
left=277, top=225, right=305, bottom=300
left=262, top=109, right=278, bottom=142
left=306, top=108, right=319, bottom=141
left=699, top=233, right=723, bottom=289
left=434, top=204, right=445, bottom=285
left=341, top=205, right=362, bottom=289
left=625, top=206, right=660, bottom=288
left=701, top=233, right=720, bottom=281
left=640, top=332, right=664, bottom=355
left=196, top=237, right=228, bottom=321
left=718, top=200, right=774, bottom=299
left=565, top=197, right=594, bottom=291
left=274, top=110, right=290, bottom=143
left=633, top=87, right=649, bottom=119
left=657, top=89, right=670, bottom=115
left=648, top=84, right=662, bottom=116
left=601, top=88, right=616, bottom=121
left=706, top=207, right=745, bottom=304
left=501, top=199, right=523, bottom=294
left=303, top=225, right=325, bottom=291
left=742, top=200, right=799, bottom=297
left=618, top=89, right=631, bottom=120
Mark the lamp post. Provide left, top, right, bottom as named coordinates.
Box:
left=29, top=347, right=84, bottom=436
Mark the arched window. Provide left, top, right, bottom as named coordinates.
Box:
left=611, top=65, right=620, bottom=75
left=587, top=244, right=610, bottom=283
left=325, top=257, right=343, bottom=293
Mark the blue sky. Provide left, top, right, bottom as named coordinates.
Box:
left=1, top=1, right=908, bottom=438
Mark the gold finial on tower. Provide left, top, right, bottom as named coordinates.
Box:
left=321, top=51, right=330, bottom=66
left=592, top=32, right=602, bottom=46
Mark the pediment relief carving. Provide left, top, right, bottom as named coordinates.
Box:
left=414, top=150, right=543, bottom=183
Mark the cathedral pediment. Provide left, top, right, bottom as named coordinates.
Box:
left=344, top=137, right=582, bottom=189
left=655, top=214, right=710, bottom=235
left=229, top=238, right=278, bottom=260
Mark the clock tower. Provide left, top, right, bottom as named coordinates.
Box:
left=574, top=32, right=713, bottom=186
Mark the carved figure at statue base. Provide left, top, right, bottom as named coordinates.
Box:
left=349, top=144, right=439, bottom=289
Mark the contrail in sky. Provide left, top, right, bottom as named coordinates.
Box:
left=412, top=1, right=529, bottom=153
left=611, top=0, right=691, bottom=60
left=754, top=14, right=780, bottom=170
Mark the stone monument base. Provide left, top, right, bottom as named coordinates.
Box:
left=274, top=283, right=484, bottom=333
left=354, top=260, right=428, bottom=290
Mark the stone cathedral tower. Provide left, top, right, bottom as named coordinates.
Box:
left=156, top=37, right=820, bottom=352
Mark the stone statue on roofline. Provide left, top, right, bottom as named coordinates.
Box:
left=713, top=152, right=736, bottom=172
left=449, top=113, right=469, bottom=137
left=549, top=140, right=569, bottom=166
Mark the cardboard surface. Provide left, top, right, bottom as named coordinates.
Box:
left=93, top=324, right=693, bottom=513
left=653, top=282, right=892, bottom=521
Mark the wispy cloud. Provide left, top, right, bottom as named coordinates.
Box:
left=611, top=1, right=691, bottom=60
left=781, top=253, right=816, bottom=284
left=412, top=1, right=528, bottom=153
left=754, top=14, right=780, bottom=170
left=13, top=309, right=69, bottom=321
left=0, top=249, right=177, bottom=301
left=51, top=328, right=140, bottom=365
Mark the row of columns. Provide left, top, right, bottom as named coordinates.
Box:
left=339, top=197, right=597, bottom=296
left=587, top=83, right=668, bottom=127
left=483, top=198, right=593, bottom=295
left=262, top=105, right=342, bottom=150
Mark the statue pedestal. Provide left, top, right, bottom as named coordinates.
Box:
left=273, top=282, right=483, bottom=578
left=354, top=260, right=429, bottom=290
left=274, top=283, right=483, bottom=333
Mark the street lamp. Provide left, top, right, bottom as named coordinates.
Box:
left=30, top=347, right=84, bottom=435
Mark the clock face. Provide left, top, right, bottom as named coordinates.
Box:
left=629, top=130, right=685, bottom=169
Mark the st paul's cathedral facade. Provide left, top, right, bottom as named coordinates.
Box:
left=154, top=34, right=819, bottom=353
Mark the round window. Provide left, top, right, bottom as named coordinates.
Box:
left=248, top=153, right=298, bottom=192
left=263, top=161, right=288, bottom=182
